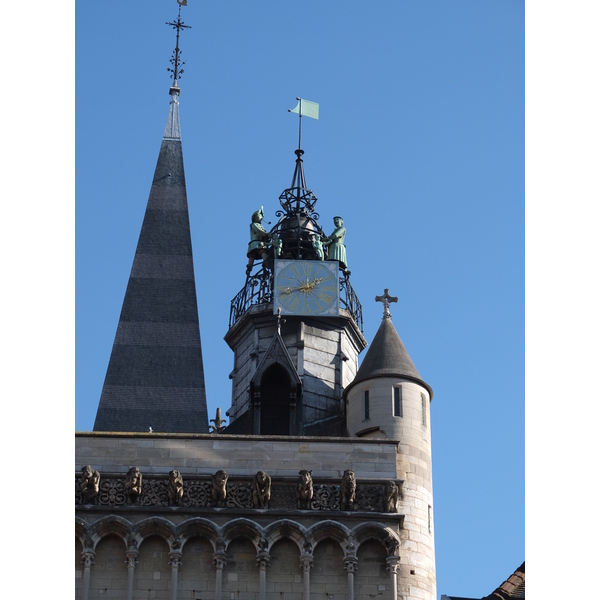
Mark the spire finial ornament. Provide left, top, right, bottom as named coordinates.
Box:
left=375, top=288, right=398, bottom=319
left=276, top=307, right=286, bottom=334
left=166, top=2, right=191, bottom=90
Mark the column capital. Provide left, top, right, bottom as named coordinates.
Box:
left=386, top=555, right=400, bottom=573
left=125, top=547, right=139, bottom=568
left=214, top=552, right=227, bottom=571
left=168, top=551, right=182, bottom=568
left=299, top=554, right=313, bottom=572
left=81, top=549, right=95, bottom=568
left=343, top=557, right=358, bottom=574
left=256, top=552, right=270, bottom=570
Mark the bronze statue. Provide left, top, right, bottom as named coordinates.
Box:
left=80, top=465, right=100, bottom=503
left=340, top=469, right=356, bottom=510
left=168, top=470, right=184, bottom=506
left=312, top=234, right=324, bottom=260
left=125, top=467, right=143, bottom=503
left=212, top=470, right=229, bottom=507
left=252, top=470, right=271, bottom=508
left=297, top=469, right=313, bottom=510
left=323, top=216, right=347, bottom=269
left=271, top=232, right=283, bottom=259
left=246, top=207, right=271, bottom=272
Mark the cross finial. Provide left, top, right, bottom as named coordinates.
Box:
left=166, top=3, right=191, bottom=89
left=375, top=288, right=398, bottom=319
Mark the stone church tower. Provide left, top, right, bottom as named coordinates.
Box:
left=76, top=8, right=436, bottom=600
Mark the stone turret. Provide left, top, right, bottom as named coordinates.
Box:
left=344, top=293, right=436, bottom=599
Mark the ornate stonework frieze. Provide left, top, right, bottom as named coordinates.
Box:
left=75, top=469, right=402, bottom=513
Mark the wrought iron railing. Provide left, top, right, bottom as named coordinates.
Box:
left=229, top=266, right=363, bottom=332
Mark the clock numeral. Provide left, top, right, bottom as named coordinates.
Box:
left=318, top=292, right=333, bottom=303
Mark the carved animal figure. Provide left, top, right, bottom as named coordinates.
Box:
left=125, top=467, right=142, bottom=502
left=212, top=470, right=229, bottom=507
left=384, top=480, right=399, bottom=513
left=252, top=470, right=271, bottom=508
left=168, top=470, right=184, bottom=505
left=341, top=469, right=356, bottom=509
left=80, top=465, right=100, bottom=502
left=384, top=533, right=400, bottom=554
left=297, top=469, right=313, bottom=509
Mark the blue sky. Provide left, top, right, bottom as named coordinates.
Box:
left=74, top=2, right=524, bottom=597
left=10, top=1, right=600, bottom=597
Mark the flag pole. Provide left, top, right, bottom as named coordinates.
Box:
left=298, top=98, right=302, bottom=150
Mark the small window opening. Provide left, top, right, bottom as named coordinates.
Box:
left=421, top=393, right=427, bottom=426
left=393, top=387, right=402, bottom=417
left=364, top=390, right=370, bottom=420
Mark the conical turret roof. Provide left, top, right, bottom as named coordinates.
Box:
left=346, top=314, right=433, bottom=399
left=93, top=87, right=209, bottom=433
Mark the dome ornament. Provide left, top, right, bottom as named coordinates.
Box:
left=375, top=288, right=398, bottom=319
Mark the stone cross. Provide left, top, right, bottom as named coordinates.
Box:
left=375, top=288, right=398, bottom=319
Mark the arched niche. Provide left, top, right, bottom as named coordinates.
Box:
left=178, top=535, right=215, bottom=596
left=89, top=534, right=128, bottom=598
left=75, top=537, right=83, bottom=600
left=266, top=538, right=302, bottom=600
left=135, top=535, right=171, bottom=596
left=355, top=538, right=389, bottom=594
left=222, top=538, right=259, bottom=597
left=311, top=538, right=346, bottom=596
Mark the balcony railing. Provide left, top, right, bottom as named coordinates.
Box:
left=229, top=265, right=363, bottom=332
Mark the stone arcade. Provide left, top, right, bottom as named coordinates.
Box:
left=76, top=9, right=436, bottom=600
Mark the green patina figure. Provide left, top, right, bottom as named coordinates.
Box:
left=323, top=216, right=347, bottom=269
left=246, top=206, right=271, bottom=272
left=312, top=234, right=324, bottom=260
left=271, top=232, right=283, bottom=259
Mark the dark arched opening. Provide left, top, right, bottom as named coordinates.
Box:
left=260, top=363, right=291, bottom=435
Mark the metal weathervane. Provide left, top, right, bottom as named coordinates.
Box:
left=166, top=1, right=191, bottom=87
left=288, top=97, right=319, bottom=150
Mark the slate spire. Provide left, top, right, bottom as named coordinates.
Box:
left=93, top=81, right=209, bottom=433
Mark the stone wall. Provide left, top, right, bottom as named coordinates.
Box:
left=75, top=433, right=411, bottom=600
left=223, top=307, right=366, bottom=435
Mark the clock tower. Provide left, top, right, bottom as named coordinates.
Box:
left=224, top=148, right=367, bottom=436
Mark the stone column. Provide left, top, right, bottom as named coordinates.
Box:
left=386, top=556, right=400, bottom=600
left=299, top=554, right=313, bottom=600
left=81, top=549, right=95, bottom=600
left=256, top=549, right=270, bottom=600
left=168, top=551, right=182, bottom=600
left=213, top=552, right=227, bottom=600
left=125, top=546, right=139, bottom=600
left=343, top=558, right=357, bottom=600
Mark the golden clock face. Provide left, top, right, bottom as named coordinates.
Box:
left=274, top=260, right=340, bottom=316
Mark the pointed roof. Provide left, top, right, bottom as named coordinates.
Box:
left=93, top=87, right=209, bottom=433
left=345, top=310, right=433, bottom=399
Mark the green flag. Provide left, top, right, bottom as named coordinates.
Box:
left=288, top=98, right=319, bottom=120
